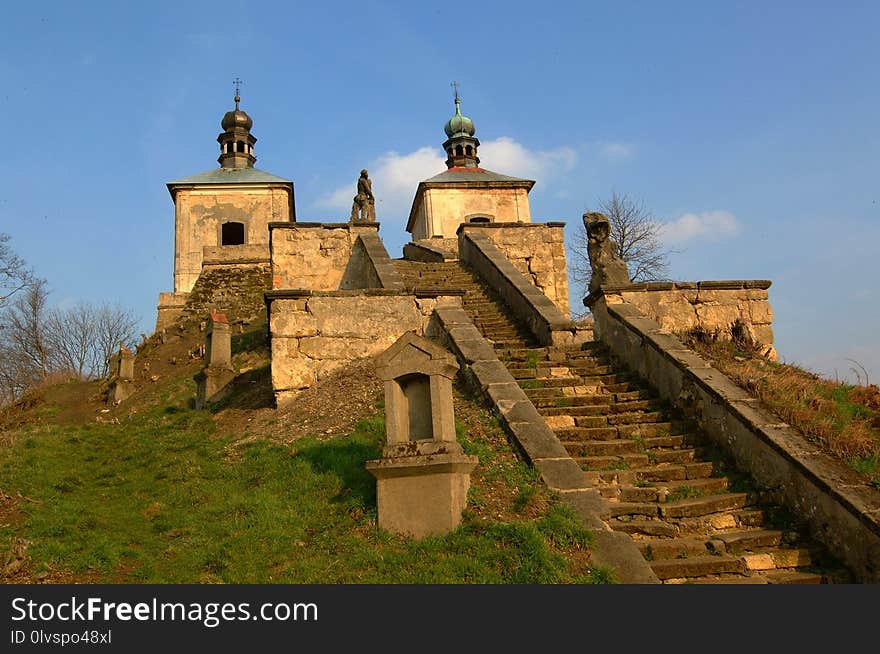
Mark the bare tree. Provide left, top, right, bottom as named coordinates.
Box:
left=45, top=303, right=98, bottom=379
left=42, top=302, right=138, bottom=380
left=1, top=279, right=52, bottom=382
left=570, top=191, right=672, bottom=298
left=91, top=304, right=139, bottom=378
left=0, top=281, right=140, bottom=403
left=0, top=233, right=35, bottom=309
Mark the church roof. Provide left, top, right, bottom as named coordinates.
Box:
left=167, top=167, right=292, bottom=187
left=421, top=167, right=534, bottom=186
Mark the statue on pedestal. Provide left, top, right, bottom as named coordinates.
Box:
left=350, top=169, right=376, bottom=222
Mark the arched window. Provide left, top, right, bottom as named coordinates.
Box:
left=465, top=145, right=473, bottom=155
left=468, top=216, right=491, bottom=224
left=221, top=222, right=245, bottom=246
left=236, top=140, right=245, bottom=153
left=455, top=145, right=463, bottom=156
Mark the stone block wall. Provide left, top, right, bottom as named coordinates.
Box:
left=267, top=290, right=463, bottom=406
left=588, top=296, right=880, bottom=582
left=156, top=292, right=190, bottom=332
left=596, top=280, right=775, bottom=359
left=458, top=229, right=590, bottom=347
left=181, top=262, right=272, bottom=326
left=202, top=244, right=270, bottom=265
left=173, top=185, right=292, bottom=294
left=269, top=222, right=396, bottom=291
left=458, top=222, right=570, bottom=316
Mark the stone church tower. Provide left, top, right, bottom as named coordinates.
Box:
left=156, top=92, right=295, bottom=329
left=165, top=92, right=295, bottom=294
left=406, top=94, right=535, bottom=247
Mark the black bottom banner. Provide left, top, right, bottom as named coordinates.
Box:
left=0, top=584, right=870, bottom=651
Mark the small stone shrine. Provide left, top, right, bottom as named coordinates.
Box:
left=107, top=346, right=134, bottom=406
left=194, top=313, right=236, bottom=409
left=366, top=331, right=478, bottom=538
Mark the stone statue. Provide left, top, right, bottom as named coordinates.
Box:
left=350, top=169, right=376, bottom=222
left=584, top=212, right=631, bottom=293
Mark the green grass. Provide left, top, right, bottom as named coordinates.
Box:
left=666, top=485, right=705, bottom=503
left=1, top=399, right=599, bottom=583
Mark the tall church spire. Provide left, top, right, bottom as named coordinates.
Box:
left=217, top=80, right=257, bottom=168
left=442, top=84, right=480, bottom=168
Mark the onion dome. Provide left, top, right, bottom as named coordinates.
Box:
left=221, top=95, right=253, bottom=131
left=444, top=97, right=476, bottom=138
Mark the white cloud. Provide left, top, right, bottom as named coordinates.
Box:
left=314, top=138, right=577, bottom=224
left=314, top=146, right=445, bottom=218
left=479, top=137, right=577, bottom=181
left=659, top=210, right=741, bottom=244
left=599, top=142, right=634, bottom=160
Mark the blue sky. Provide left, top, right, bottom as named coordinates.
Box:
left=1, top=1, right=877, bottom=382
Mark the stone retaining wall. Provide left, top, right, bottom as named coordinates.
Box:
left=357, top=231, right=404, bottom=290
left=202, top=243, right=270, bottom=265
left=458, top=229, right=591, bottom=347
left=588, top=294, right=880, bottom=582
left=156, top=292, right=189, bottom=332
left=431, top=305, right=658, bottom=583
left=459, top=223, right=570, bottom=316
left=589, top=280, right=776, bottom=359
left=267, top=290, right=462, bottom=406
left=269, top=222, right=391, bottom=291
left=403, top=240, right=456, bottom=263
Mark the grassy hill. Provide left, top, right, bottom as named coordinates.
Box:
left=0, top=323, right=606, bottom=584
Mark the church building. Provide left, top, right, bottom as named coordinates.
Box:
left=406, top=93, right=535, bottom=252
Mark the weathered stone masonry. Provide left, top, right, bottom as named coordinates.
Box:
left=588, top=293, right=880, bottom=582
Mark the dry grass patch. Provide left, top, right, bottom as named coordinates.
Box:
left=687, top=333, right=880, bottom=487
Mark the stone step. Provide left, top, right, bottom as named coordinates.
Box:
left=613, top=476, right=729, bottom=502
left=573, top=416, right=611, bottom=428
left=616, top=485, right=662, bottom=502
left=532, top=396, right=614, bottom=409
left=632, top=461, right=716, bottom=482
left=731, top=509, right=766, bottom=528
left=577, top=453, right=650, bottom=470
left=562, top=439, right=641, bottom=457
left=555, top=426, right=618, bottom=441
left=743, top=548, right=813, bottom=571
left=642, top=435, right=687, bottom=448
left=604, top=502, right=659, bottom=518
left=523, top=379, right=636, bottom=399
left=659, top=493, right=751, bottom=519
left=607, top=411, right=666, bottom=425
left=638, top=538, right=714, bottom=560
left=713, top=529, right=784, bottom=552
left=519, top=376, right=593, bottom=388
left=610, top=519, right=679, bottom=538
left=650, top=555, right=747, bottom=580
left=497, top=346, right=606, bottom=361
left=656, top=476, right=730, bottom=495
left=617, top=421, right=694, bottom=437
left=538, top=400, right=652, bottom=416
left=651, top=448, right=696, bottom=464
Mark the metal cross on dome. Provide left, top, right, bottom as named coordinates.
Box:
left=451, top=80, right=460, bottom=101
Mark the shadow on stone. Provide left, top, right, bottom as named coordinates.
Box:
left=209, top=365, right=275, bottom=412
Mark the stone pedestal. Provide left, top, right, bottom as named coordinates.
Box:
left=366, top=331, right=477, bottom=538
left=194, top=313, right=236, bottom=409
left=194, top=367, right=237, bottom=409
left=107, top=347, right=134, bottom=406
left=366, top=446, right=477, bottom=538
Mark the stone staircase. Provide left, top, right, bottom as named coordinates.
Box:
left=393, top=259, right=538, bottom=349
left=396, top=258, right=852, bottom=584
